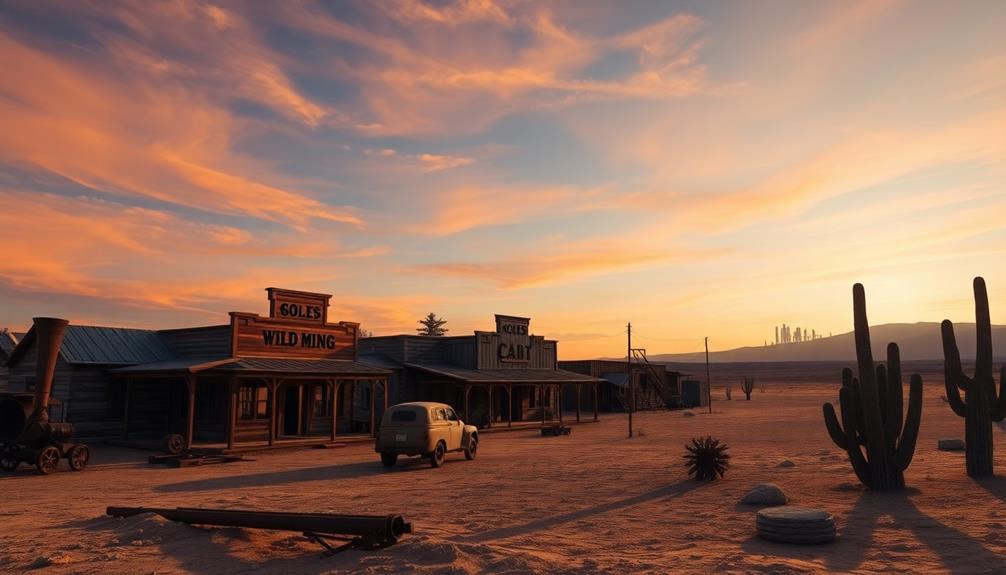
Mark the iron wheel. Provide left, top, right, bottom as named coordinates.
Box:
left=68, top=445, right=90, bottom=471
left=36, top=445, right=60, bottom=475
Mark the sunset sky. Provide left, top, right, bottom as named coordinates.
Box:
left=0, top=1, right=1003, bottom=358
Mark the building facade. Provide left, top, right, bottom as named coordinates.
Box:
left=558, top=360, right=700, bottom=411
left=359, top=315, right=604, bottom=427
left=3, top=289, right=389, bottom=450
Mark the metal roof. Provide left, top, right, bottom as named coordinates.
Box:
left=212, top=358, right=390, bottom=376
left=6, top=325, right=176, bottom=367
left=59, top=326, right=175, bottom=365
left=110, top=358, right=238, bottom=375
left=0, top=332, right=17, bottom=357
left=403, top=363, right=604, bottom=384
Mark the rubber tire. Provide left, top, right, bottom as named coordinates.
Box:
left=68, top=445, right=90, bottom=471
left=36, top=446, right=60, bottom=475
left=464, top=437, right=478, bottom=460
left=430, top=441, right=446, bottom=468
left=380, top=452, right=398, bottom=467
left=0, top=444, right=19, bottom=472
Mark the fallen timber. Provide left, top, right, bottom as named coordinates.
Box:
left=106, top=506, right=412, bottom=555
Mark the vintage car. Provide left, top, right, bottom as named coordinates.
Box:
left=375, top=402, right=478, bottom=468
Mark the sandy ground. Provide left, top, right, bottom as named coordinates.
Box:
left=2, top=381, right=1005, bottom=574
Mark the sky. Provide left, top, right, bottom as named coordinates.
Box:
left=0, top=0, right=1003, bottom=358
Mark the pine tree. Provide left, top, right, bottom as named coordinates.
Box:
left=417, top=313, right=449, bottom=336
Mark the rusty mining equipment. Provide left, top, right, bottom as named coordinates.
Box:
left=107, top=506, right=413, bottom=555
left=0, top=318, right=89, bottom=475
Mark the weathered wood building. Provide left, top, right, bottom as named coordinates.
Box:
left=3, top=289, right=389, bottom=450
left=0, top=330, right=18, bottom=390
left=558, top=360, right=702, bottom=411
left=359, top=315, right=604, bottom=427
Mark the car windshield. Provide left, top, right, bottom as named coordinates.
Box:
left=390, top=409, right=419, bottom=422
left=445, top=409, right=458, bottom=421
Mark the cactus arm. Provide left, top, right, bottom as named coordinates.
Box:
left=823, top=403, right=851, bottom=450
left=974, top=277, right=993, bottom=381
left=945, top=361, right=968, bottom=418
left=993, top=366, right=1006, bottom=422
left=942, top=320, right=969, bottom=392
left=887, top=343, right=904, bottom=438
left=895, top=374, right=924, bottom=470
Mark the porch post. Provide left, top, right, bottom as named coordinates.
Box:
left=369, top=379, right=376, bottom=438
left=330, top=379, right=338, bottom=441
left=576, top=383, right=581, bottom=423
left=226, top=376, right=238, bottom=450
left=184, top=374, right=196, bottom=449
left=507, top=384, right=513, bottom=427
left=463, top=384, right=471, bottom=422
left=122, top=379, right=133, bottom=440
left=267, top=379, right=278, bottom=446
left=540, top=384, right=546, bottom=426
left=487, top=385, right=494, bottom=428
left=593, top=384, right=599, bottom=421
left=558, top=384, right=563, bottom=425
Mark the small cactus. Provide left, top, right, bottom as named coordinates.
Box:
left=822, top=283, right=923, bottom=490
left=683, top=436, right=730, bottom=480
left=942, top=277, right=1006, bottom=477
left=741, top=377, right=755, bottom=400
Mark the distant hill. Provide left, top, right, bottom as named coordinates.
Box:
left=641, top=323, right=1006, bottom=363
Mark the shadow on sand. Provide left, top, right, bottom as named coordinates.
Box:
left=740, top=486, right=1006, bottom=574
left=457, top=479, right=707, bottom=543
left=155, top=456, right=433, bottom=493
left=70, top=513, right=351, bottom=575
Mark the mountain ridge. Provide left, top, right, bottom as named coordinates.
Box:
left=609, top=322, right=1006, bottom=363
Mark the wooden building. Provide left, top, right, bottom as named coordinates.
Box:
left=558, top=360, right=701, bottom=411
left=3, top=289, right=389, bottom=450
left=0, top=330, right=18, bottom=391
left=359, top=315, right=604, bottom=427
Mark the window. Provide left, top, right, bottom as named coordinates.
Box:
left=445, top=408, right=459, bottom=421
left=239, top=385, right=268, bottom=420
left=434, top=408, right=446, bottom=421
left=391, top=409, right=418, bottom=422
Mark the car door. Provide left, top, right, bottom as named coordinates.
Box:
left=444, top=407, right=461, bottom=450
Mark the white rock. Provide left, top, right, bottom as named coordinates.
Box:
left=740, top=483, right=789, bottom=505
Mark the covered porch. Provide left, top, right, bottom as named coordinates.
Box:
left=111, top=358, right=391, bottom=451
left=401, top=363, right=603, bottom=428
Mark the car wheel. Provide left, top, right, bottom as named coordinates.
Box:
left=430, top=441, right=446, bottom=468
left=380, top=452, right=398, bottom=467
left=464, top=437, right=478, bottom=460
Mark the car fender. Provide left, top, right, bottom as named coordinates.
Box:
left=461, top=425, right=478, bottom=449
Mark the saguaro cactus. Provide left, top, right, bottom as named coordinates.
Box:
left=741, top=377, right=755, bottom=400
left=823, top=284, right=923, bottom=490
left=941, top=277, right=1006, bottom=478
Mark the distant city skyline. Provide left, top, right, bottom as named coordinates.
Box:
left=0, top=1, right=1003, bottom=357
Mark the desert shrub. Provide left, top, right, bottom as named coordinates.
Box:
left=683, top=436, right=730, bottom=480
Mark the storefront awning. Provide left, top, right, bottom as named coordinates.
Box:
left=402, top=363, right=604, bottom=385
left=111, top=357, right=390, bottom=378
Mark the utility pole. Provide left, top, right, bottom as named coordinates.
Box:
left=627, top=322, right=633, bottom=438
left=705, top=336, right=712, bottom=414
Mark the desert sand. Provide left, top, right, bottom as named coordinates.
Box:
left=2, top=379, right=1005, bottom=574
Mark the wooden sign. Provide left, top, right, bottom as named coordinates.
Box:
left=495, top=315, right=531, bottom=364
left=230, top=313, right=357, bottom=360
left=267, top=287, right=330, bottom=325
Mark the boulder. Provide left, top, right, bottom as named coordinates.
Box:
left=756, top=507, right=836, bottom=544
left=682, top=410, right=696, bottom=417
left=937, top=438, right=965, bottom=451
left=777, top=460, right=796, bottom=468
left=740, top=483, right=789, bottom=506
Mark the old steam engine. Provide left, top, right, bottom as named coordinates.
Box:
left=0, top=318, right=89, bottom=474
